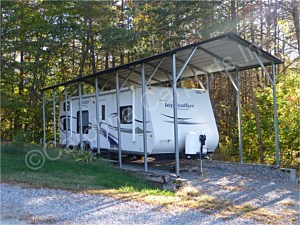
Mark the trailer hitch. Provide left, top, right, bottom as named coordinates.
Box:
left=199, top=134, right=206, bottom=173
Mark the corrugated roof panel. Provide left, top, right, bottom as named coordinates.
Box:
left=41, top=33, right=283, bottom=91
left=202, top=37, right=272, bottom=68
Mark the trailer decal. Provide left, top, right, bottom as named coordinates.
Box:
left=164, top=121, right=206, bottom=125
left=160, top=113, right=190, bottom=121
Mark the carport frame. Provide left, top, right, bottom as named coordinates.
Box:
left=41, top=32, right=282, bottom=177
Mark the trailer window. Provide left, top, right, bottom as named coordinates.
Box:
left=120, top=106, right=132, bottom=124
left=101, top=105, right=105, bottom=121
left=63, top=118, right=70, bottom=131
left=63, top=102, right=70, bottom=111
left=77, top=110, right=89, bottom=134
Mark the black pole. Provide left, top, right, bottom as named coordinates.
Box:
left=199, top=135, right=206, bottom=173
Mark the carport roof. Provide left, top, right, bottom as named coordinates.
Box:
left=41, top=32, right=282, bottom=91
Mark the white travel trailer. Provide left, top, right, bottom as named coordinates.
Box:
left=59, top=86, right=219, bottom=155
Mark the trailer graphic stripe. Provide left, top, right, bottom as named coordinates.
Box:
left=135, top=119, right=150, bottom=124
left=160, top=113, right=191, bottom=120
left=109, top=113, right=150, bottom=124
left=161, top=113, right=206, bottom=125
left=105, top=124, right=151, bottom=134
left=99, top=127, right=118, bottom=145
left=164, top=121, right=206, bottom=125
left=59, top=128, right=77, bottom=134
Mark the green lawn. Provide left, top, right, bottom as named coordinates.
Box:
left=0, top=143, right=172, bottom=196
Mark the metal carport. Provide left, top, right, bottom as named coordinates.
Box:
left=41, top=32, right=283, bottom=177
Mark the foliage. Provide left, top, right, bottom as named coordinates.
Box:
left=73, top=150, right=96, bottom=163
left=1, top=1, right=299, bottom=168
left=241, top=65, right=300, bottom=167
left=276, top=67, right=300, bottom=166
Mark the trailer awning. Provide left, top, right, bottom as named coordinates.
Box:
left=41, top=32, right=282, bottom=91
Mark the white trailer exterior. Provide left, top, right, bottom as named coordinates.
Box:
left=59, top=86, right=219, bottom=155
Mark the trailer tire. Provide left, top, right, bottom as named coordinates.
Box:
left=78, top=142, right=91, bottom=151
left=107, top=151, right=117, bottom=160
left=84, top=142, right=91, bottom=151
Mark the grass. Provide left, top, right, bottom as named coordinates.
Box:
left=1, top=143, right=294, bottom=224
left=0, top=143, right=171, bottom=196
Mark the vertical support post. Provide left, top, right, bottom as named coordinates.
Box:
left=141, top=63, right=148, bottom=172
left=172, top=54, right=180, bottom=177
left=95, top=78, right=100, bottom=154
left=52, top=90, right=56, bottom=147
left=205, top=74, right=213, bottom=161
left=42, top=92, right=46, bottom=146
left=236, top=70, right=243, bottom=164
left=132, top=87, right=136, bottom=143
left=78, top=82, right=83, bottom=151
left=205, top=73, right=209, bottom=92
left=64, top=87, right=68, bottom=147
left=116, top=71, right=122, bottom=168
left=272, top=63, right=280, bottom=167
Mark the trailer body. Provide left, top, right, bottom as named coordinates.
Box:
left=59, top=86, right=219, bottom=155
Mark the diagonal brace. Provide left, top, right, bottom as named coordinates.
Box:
left=254, top=52, right=275, bottom=86
left=118, top=72, right=140, bottom=86
left=100, top=77, right=111, bottom=92
left=146, top=57, right=164, bottom=85
left=177, top=57, right=209, bottom=74
left=189, top=66, right=206, bottom=90
left=222, top=63, right=238, bottom=91
left=120, top=66, right=136, bottom=89
left=176, top=46, right=198, bottom=81
left=120, top=66, right=135, bottom=89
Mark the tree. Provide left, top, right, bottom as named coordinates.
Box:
left=1, top=1, right=298, bottom=167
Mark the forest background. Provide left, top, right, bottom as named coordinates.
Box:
left=1, top=0, right=299, bottom=168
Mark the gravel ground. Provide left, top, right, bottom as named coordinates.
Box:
left=181, top=160, right=300, bottom=224
left=1, top=183, right=260, bottom=225
left=1, top=160, right=299, bottom=225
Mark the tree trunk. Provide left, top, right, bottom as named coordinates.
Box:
left=251, top=71, right=265, bottom=164
left=228, top=0, right=238, bottom=147
left=259, top=0, right=265, bottom=88
left=19, top=50, right=24, bottom=95
left=265, top=0, right=271, bottom=52
left=105, top=51, right=109, bottom=69
left=16, top=49, right=24, bottom=130
left=79, top=12, right=91, bottom=77
left=72, top=38, right=75, bottom=73
left=120, top=52, right=124, bottom=65
left=229, top=73, right=237, bottom=146
left=112, top=56, right=116, bottom=68
left=291, top=0, right=300, bottom=56
left=274, top=0, right=278, bottom=55
left=89, top=15, right=97, bottom=74
left=250, top=11, right=265, bottom=163
left=231, top=0, right=237, bottom=33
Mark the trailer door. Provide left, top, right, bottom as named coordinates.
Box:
left=99, top=99, right=109, bottom=149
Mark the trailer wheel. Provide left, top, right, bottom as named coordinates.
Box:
left=107, top=151, right=117, bottom=160
left=78, top=142, right=91, bottom=151
left=84, top=142, right=91, bottom=151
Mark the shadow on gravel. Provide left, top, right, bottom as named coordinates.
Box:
left=126, top=158, right=299, bottom=224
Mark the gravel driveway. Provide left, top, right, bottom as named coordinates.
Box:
left=1, top=160, right=299, bottom=225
